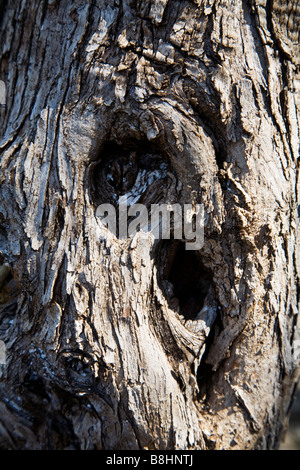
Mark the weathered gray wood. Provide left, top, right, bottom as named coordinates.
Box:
left=0, top=0, right=299, bottom=450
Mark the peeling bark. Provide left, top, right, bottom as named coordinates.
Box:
left=0, top=0, right=299, bottom=450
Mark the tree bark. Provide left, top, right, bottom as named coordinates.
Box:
left=0, top=0, right=299, bottom=450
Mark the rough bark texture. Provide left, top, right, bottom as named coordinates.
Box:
left=0, top=0, right=299, bottom=450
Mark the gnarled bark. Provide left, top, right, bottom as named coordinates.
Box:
left=0, top=0, right=299, bottom=450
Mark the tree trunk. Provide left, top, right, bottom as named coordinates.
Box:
left=0, top=0, right=299, bottom=450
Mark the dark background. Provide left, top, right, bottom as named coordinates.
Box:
left=280, top=387, right=300, bottom=450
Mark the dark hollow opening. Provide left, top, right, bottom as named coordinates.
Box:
left=90, top=140, right=170, bottom=208
left=158, top=241, right=213, bottom=321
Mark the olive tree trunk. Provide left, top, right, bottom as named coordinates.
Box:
left=0, top=0, right=299, bottom=450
